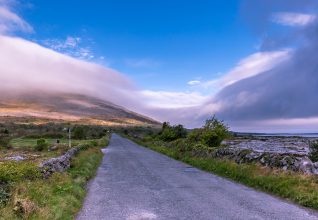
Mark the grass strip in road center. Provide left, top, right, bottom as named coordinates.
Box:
left=0, top=135, right=110, bottom=220
left=124, top=136, right=318, bottom=210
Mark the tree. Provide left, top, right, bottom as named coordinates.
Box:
left=74, top=126, right=85, bottom=139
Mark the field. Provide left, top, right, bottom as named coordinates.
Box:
left=0, top=138, right=93, bottom=164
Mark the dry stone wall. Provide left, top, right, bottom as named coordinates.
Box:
left=39, top=144, right=87, bottom=178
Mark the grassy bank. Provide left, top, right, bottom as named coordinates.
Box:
left=0, top=134, right=110, bottom=220
left=124, top=136, right=318, bottom=210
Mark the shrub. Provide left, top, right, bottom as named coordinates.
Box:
left=123, top=129, right=129, bottom=135
left=0, top=189, right=10, bottom=207
left=142, top=136, right=153, bottom=142
left=309, top=141, right=318, bottom=162
left=188, top=115, right=229, bottom=147
left=0, top=135, right=12, bottom=149
left=0, top=161, right=41, bottom=183
left=90, top=140, right=98, bottom=147
left=98, top=131, right=106, bottom=138
left=35, top=138, right=47, bottom=151
left=74, top=126, right=85, bottom=139
left=159, top=123, right=188, bottom=142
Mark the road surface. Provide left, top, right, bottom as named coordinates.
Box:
left=76, top=134, right=318, bottom=220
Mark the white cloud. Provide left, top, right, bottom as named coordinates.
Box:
left=203, top=49, right=291, bottom=89
left=271, top=12, right=316, bottom=26
left=40, top=37, right=93, bottom=60
left=125, top=58, right=160, bottom=68
left=139, top=90, right=208, bottom=108
left=0, top=5, right=33, bottom=34
left=187, top=80, right=201, bottom=85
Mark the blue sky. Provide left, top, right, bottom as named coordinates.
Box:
left=19, top=0, right=258, bottom=94
left=1, top=0, right=318, bottom=132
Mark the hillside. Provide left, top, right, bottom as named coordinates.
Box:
left=0, top=92, right=161, bottom=126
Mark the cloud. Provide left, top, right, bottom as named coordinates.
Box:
left=271, top=12, right=316, bottom=26
left=0, top=35, right=142, bottom=109
left=187, top=80, right=201, bottom=85
left=40, top=37, right=94, bottom=60
left=124, top=58, right=160, bottom=68
left=140, top=90, right=207, bottom=108
left=0, top=4, right=33, bottom=34
left=203, top=49, right=292, bottom=89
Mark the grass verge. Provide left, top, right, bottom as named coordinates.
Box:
left=124, top=135, right=318, bottom=210
left=0, top=134, right=110, bottom=220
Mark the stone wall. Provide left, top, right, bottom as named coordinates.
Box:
left=39, top=144, right=87, bottom=178
left=212, top=147, right=318, bottom=175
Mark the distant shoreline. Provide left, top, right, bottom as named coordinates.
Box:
left=234, top=133, right=318, bottom=138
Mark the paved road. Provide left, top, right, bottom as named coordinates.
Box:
left=76, top=134, right=318, bottom=220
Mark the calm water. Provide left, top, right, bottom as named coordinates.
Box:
left=236, top=133, right=318, bottom=138
left=256, top=134, right=318, bottom=138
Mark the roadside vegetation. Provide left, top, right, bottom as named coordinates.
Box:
left=121, top=116, right=318, bottom=210
left=0, top=125, right=111, bottom=219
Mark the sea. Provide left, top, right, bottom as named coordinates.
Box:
left=236, top=133, right=318, bottom=138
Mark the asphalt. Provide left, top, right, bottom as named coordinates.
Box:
left=76, top=133, right=318, bottom=220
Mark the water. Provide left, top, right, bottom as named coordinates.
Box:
left=236, top=133, right=318, bottom=138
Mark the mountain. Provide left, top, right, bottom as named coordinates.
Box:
left=0, top=92, right=161, bottom=126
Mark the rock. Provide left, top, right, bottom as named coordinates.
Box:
left=22, top=151, right=29, bottom=154
left=4, top=156, right=28, bottom=162
left=298, top=156, right=313, bottom=175
left=51, top=146, right=57, bottom=150
left=39, top=145, right=83, bottom=178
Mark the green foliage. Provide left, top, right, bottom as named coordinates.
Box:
left=98, top=131, right=106, bottom=138
left=36, top=138, right=45, bottom=145
left=0, top=161, right=41, bottom=183
left=0, top=128, right=9, bottom=134
left=90, top=140, right=98, bottom=147
left=0, top=135, right=12, bottom=149
left=162, top=122, right=169, bottom=131
left=36, top=138, right=47, bottom=151
left=74, top=126, right=85, bottom=139
left=188, top=115, right=229, bottom=147
left=309, top=141, right=318, bottom=162
left=142, top=136, right=153, bottom=142
left=123, top=129, right=129, bottom=135
left=159, top=123, right=187, bottom=142
left=0, top=189, right=10, bottom=207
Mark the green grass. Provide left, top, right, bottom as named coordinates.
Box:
left=0, top=134, right=110, bottom=219
left=125, top=135, right=318, bottom=210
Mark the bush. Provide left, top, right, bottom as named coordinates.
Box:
left=0, top=161, right=41, bottom=183
left=142, top=136, right=153, bottom=142
left=98, top=131, right=106, bottom=138
left=90, top=140, right=98, bottom=147
left=36, top=138, right=47, bottom=151
left=0, top=189, right=10, bottom=207
left=74, top=126, right=85, bottom=139
left=123, top=129, right=129, bottom=135
left=0, top=135, right=12, bottom=149
left=309, top=141, right=318, bottom=162
left=159, top=123, right=188, bottom=142
left=188, top=115, right=229, bottom=147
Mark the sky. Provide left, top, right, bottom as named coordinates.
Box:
left=0, top=0, right=318, bottom=132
